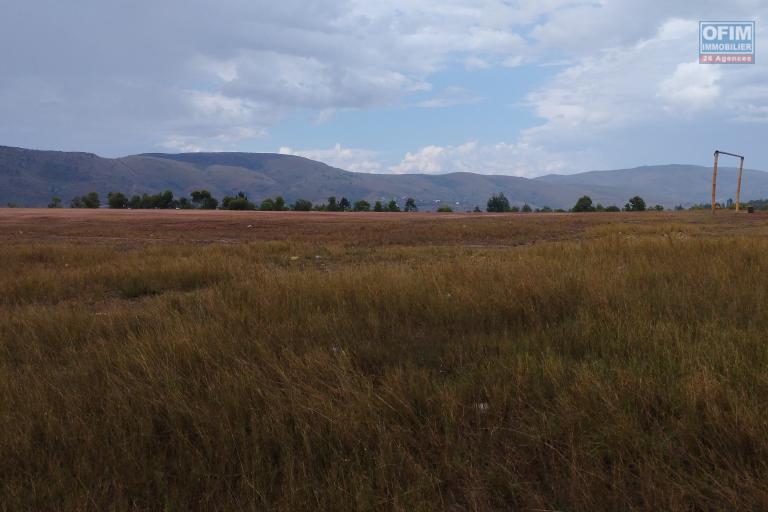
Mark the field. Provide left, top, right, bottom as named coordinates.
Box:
left=2, top=209, right=768, bottom=511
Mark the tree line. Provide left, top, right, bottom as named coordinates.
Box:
left=485, top=193, right=662, bottom=213
left=60, top=191, right=422, bottom=212
left=50, top=190, right=666, bottom=212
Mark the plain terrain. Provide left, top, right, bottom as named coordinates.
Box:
left=2, top=209, right=768, bottom=511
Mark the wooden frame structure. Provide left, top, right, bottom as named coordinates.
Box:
left=711, top=150, right=745, bottom=214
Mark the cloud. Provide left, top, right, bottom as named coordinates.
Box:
left=658, top=62, right=722, bottom=112
left=389, top=140, right=572, bottom=176
left=0, top=0, right=540, bottom=154
left=278, top=144, right=383, bottom=173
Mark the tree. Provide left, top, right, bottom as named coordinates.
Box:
left=191, top=190, right=218, bottom=210
left=48, top=196, right=62, bottom=208
left=572, top=195, right=595, bottom=212
left=537, top=206, right=553, bottom=213
left=510, top=205, right=520, bottom=212
left=339, top=197, right=351, bottom=211
left=128, top=195, right=142, bottom=209
left=292, top=199, right=313, bottom=211
left=107, top=192, right=129, bottom=209
left=274, top=196, right=287, bottom=211
left=326, top=196, right=339, bottom=212
left=260, top=198, right=275, bottom=211
left=625, top=196, right=646, bottom=212
left=473, top=206, right=481, bottom=213
left=404, top=197, right=418, bottom=212
left=374, top=201, right=384, bottom=212
left=223, top=191, right=255, bottom=210
left=159, top=190, right=175, bottom=209
left=521, top=203, right=532, bottom=213
left=605, top=205, right=621, bottom=212
left=486, top=193, right=511, bottom=212
left=71, top=192, right=100, bottom=208
left=653, top=204, right=664, bottom=211
left=437, top=205, right=453, bottom=212
left=177, top=197, right=192, bottom=209
left=386, top=199, right=400, bottom=212
left=595, top=203, right=605, bottom=212
left=353, top=200, right=371, bottom=212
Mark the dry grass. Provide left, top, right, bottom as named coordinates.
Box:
left=1, top=210, right=768, bottom=510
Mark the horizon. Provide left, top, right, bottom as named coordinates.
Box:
left=2, top=143, right=764, bottom=178
left=1, top=2, right=764, bottom=176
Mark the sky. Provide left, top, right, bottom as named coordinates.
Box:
left=0, top=0, right=765, bottom=176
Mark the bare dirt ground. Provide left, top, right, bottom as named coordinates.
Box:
left=1, top=208, right=766, bottom=247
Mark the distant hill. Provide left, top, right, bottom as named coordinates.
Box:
left=535, top=164, right=768, bottom=207
left=1, top=145, right=766, bottom=209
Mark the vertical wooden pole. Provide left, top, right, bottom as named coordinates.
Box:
left=735, top=156, right=745, bottom=212
left=711, top=151, right=719, bottom=215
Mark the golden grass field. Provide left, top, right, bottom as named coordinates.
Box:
left=2, top=209, right=768, bottom=511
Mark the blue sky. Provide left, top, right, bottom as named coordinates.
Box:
left=1, top=1, right=765, bottom=175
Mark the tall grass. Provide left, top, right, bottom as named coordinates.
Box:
left=1, top=224, right=768, bottom=510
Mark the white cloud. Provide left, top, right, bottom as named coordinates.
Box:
left=278, top=144, right=383, bottom=173
left=390, top=140, right=572, bottom=176
left=658, top=62, right=722, bottom=112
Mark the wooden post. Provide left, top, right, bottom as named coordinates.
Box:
left=712, top=151, right=719, bottom=215
left=735, top=156, right=745, bottom=212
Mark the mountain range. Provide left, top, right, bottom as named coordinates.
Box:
left=1, top=145, right=764, bottom=209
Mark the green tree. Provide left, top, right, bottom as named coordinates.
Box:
left=486, top=193, right=511, bottom=212
left=386, top=199, right=400, bottom=212
left=353, top=200, right=371, bottom=212
left=473, top=206, right=481, bottom=213
left=191, top=190, right=218, bottom=210
left=223, top=191, right=256, bottom=210
left=292, top=199, right=313, bottom=211
left=653, top=204, right=664, bottom=211
left=437, top=205, right=453, bottom=212
left=625, top=196, right=646, bottom=212
left=374, top=201, right=384, bottom=212
left=274, top=196, right=287, bottom=211
left=404, top=197, right=418, bottom=212
left=572, top=195, right=595, bottom=212
left=107, top=192, right=129, bottom=209
left=605, top=205, right=621, bottom=212
left=71, top=192, right=100, bottom=208
left=326, top=196, right=339, bottom=212
left=47, top=196, right=62, bottom=208
left=159, top=190, right=175, bottom=209
left=260, top=198, right=275, bottom=211
left=339, top=197, right=351, bottom=211
left=521, top=203, right=532, bottom=213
